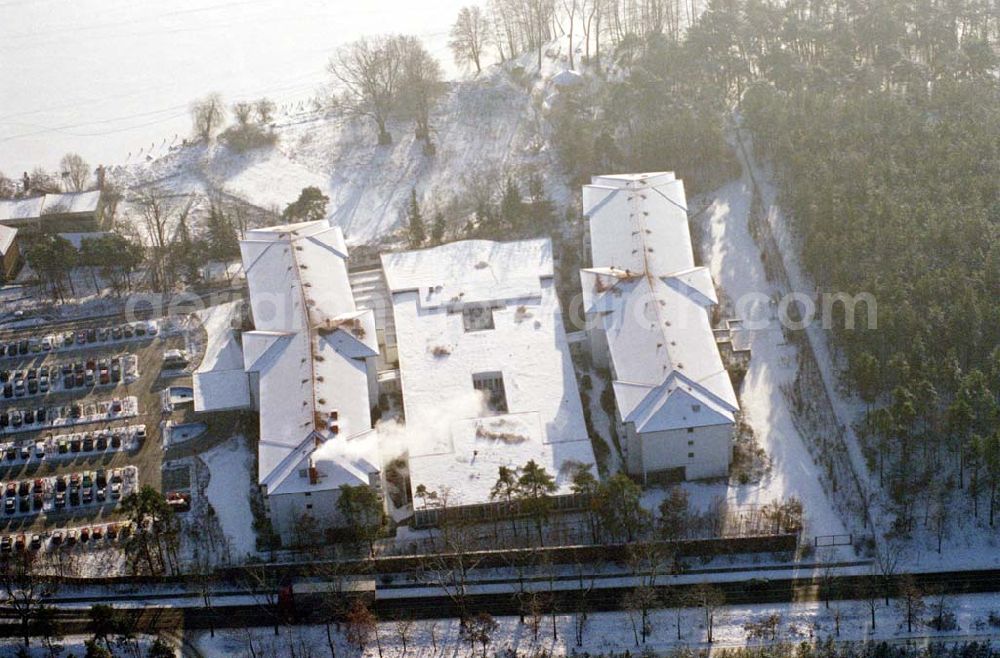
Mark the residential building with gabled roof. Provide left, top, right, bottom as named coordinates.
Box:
left=239, top=219, right=382, bottom=545
left=0, top=190, right=103, bottom=233
left=581, top=172, right=740, bottom=483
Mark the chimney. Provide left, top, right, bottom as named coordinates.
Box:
left=308, top=464, right=319, bottom=485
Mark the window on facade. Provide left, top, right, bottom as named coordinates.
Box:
left=687, top=427, right=694, bottom=434
left=473, top=371, right=508, bottom=413
left=688, top=440, right=694, bottom=446
left=688, top=452, right=695, bottom=459
left=306, top=504, right=313, bottom=510
left=692, top=404, right=701, bottom=412
left=298, top=468, right=308, bottom=478
left=462, top=304, right=495, bottom=332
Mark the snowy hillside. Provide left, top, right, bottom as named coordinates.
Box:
left=114, top=50, right=578, bottom=246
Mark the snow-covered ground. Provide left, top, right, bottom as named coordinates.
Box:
left=113, top=45, right=578, bottom=246
left=669, top=176, right=848, bottom=543
left=189, top=593, right=1000, bottom=657
left=0, top=0, right=477, bottom=172
left=201, top=434, right=257, bottom=561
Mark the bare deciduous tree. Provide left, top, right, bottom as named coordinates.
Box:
left=59, top=153, right=91, bottom=191
left=398, top=37, right=445, bottom=148
left=0, top=551, right=57, bottom=648
left=232, top=101, right=254, bottom=126
left=255, top=98, right=276, bottom=124
left=328, top=36, right=406, bottom=145
left=191, top=93, right=226, bottom=142
left=689, top=582, right=725, bottom=643
left=896, top=574, right=925, bottom=633
left=450, top=6, right=492, bottom=73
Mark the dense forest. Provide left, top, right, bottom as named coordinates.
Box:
left=539, top=0, right=998, bottom=534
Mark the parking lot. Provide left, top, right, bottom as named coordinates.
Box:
left=0, top=318, right=183, bottom=540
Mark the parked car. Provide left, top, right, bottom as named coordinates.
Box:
left=51, top=531, right=63, bottom=546
left=34, top=442, right=45, bottom=459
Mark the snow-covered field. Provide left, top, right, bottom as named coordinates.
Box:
left=0, top=0, right=475, bottom=173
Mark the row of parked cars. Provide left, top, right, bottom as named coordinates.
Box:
left=0, top=321, right=158, bottom=361
left=1, top=521, right=134, bottom=553
left=2, top=356, right=127, bottom=399
left=0, top=397, right=131, bottom=435
left=0, top=466, right=134, bottom=518
left=0, top=426, right=145, bottom=464
left=0, top=365, right=51, bottom=398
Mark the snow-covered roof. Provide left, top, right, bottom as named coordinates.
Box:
left=382, top=239, right=596, bottom=508
left=193, top=302, right=251, bottom=412
left=41, top=190, right=101, bottom=215
left=0, top=191, right=101, bottom=224
left=584, top=171, right=693, bottom=276
left=582, top=173, right=739, bottom=433
left=0, top=225, right=16, bottom=256
left=239, top=219, right=380, bottom=494
left=0, top=197, right=44, bottom=223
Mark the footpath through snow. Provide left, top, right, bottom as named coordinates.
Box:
left=689, top=170, right=848, bottom=541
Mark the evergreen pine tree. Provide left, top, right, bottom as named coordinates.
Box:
left=431, top=211, right=446, bottom=245
left=500, top=177, right=523, bottom=232
left=406, top=189, right=425, bottom=247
